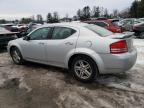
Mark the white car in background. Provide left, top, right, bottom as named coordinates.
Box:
left=0, top=27, right=18, bottom=47
left=118, top=18, right=142, bottom=31
left=7, top=23, right=137, bottom=82
left=139, top=18, right=144, bottom=22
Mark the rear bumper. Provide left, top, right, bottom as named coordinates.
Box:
left=99, top=48, right=137, bottom=74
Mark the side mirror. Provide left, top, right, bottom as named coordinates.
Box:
left=23, top=36, right=30, bottom=41
left=21, top=32, right=29, bottom=37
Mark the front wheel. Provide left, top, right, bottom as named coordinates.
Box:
left=71, top=56, right=98, bottom=82
left=10, top=47, right=24, bottom=64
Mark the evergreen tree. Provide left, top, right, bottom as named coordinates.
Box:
left=47, top=13, right=53, bottom=23
left=36, top=14, right=43, bottom=24
left=130, top=1, right=139, bottom=18
left=138, top=0, right=144, bottom=17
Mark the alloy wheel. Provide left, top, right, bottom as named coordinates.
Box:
left=74, top=60, right=92, bottom=79
left=12, top=49, right=21, bottom=63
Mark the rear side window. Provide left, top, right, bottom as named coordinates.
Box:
left=85, top=24, right=113, bottom=37
left=95, top=22, right=108, bottom=27
left=52, top=27, right=76, bottom=39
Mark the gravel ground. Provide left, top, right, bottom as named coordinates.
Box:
left=0, top=39, right=144, bottom=108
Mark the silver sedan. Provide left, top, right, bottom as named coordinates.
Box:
left=7, top=23, right=137, bottom=82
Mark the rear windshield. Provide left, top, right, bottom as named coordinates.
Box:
left=111, top=20, right=119, bottom=26
left=85, top=24, right=113, bottom=37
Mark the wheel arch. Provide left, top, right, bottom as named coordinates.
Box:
left=9, top=44, right=22, bottom=56
left=67, top=51, right=104, bottom=74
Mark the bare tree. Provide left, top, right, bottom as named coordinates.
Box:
left=53, top=12, right=59, bottom=23
left=92, top=6, right=100, bottom=17
left=77, top=9, right=83, bottom=20
left=65, top=13, right=69, bottom=19
left=119, top=8, right=130, bottom=18
left=104, top=8, right=109, bottom=18
left=113, top=9, right=119, bottom=18
left=36, top=14, right=43, bottom=23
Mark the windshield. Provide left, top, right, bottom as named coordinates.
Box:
left=85, top=24, right=113, bottom=37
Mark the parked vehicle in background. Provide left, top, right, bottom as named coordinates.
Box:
left=12, top=24, right=28, bottom=32
left=8, top=23, right=137, bottom=82
left=96, top=17, right=107, bottom=20
left=0, top=23, right=28, bottom=38
left=28, top=23, right=43, bottom=29
left=118, top=18, right=142, bottom=31
left=0, top=27, right=18, bottom=47
left=0, top=23, right=19, bottom=32
left=139, top=18, right=144, bottom=22
left=133, top=22, right=144, bottom=38
left=83, top=19, right=122, bottom=33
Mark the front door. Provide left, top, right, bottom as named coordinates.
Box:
left=21, top=27, right=52, bottom=61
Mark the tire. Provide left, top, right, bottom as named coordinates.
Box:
left=10, top=47, right=24, bottom=65
left=139, top=32, right=144, bottom=39
left=71, top=56, right=98, bottom=82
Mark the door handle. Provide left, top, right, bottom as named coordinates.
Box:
left=39, top=42, right=45, bottom=45
left=65, top=42, right=73, bottom=45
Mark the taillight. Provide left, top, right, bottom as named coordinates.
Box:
left=110, top=40, right=128, bottom=54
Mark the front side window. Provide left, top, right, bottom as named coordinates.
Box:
left=29, top=27, right=52, bottom=40
left=52, top=27, right=76, bottom=39
left=85, top=24, right=113, bottom=37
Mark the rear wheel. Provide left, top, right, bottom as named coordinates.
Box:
left=10, top=47, right=24, bottom=64
left=71, top=56, right=98, bottom=82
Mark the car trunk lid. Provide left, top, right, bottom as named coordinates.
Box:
left=109, top=32, right=134, bottom=53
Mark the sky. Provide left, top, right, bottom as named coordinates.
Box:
left=0, top=0, right=134, bottom=20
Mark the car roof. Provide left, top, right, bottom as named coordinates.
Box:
left=41, top=22, right=89, bottom=28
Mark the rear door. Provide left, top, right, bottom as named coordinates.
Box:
left=45, top=26, right=79, bottom=66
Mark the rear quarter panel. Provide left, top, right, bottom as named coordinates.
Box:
left=72, top=27, right=119, bottom=73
